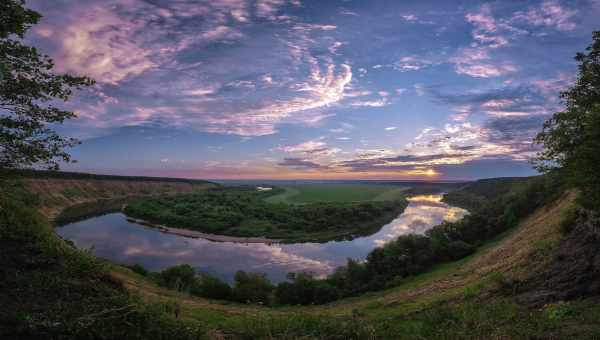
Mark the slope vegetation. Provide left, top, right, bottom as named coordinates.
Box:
left=3, top=174, right=600, bottom=339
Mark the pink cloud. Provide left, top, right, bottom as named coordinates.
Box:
left=401, top=14, right=418, bottom=22
left=393, top=56, right=435, bottom=72
left=466, top=4, right=497, bottom=33
left=482, top=99, right=515, bottom=109
left=451, top=47, right=516, bottom=78
left=533, top=72, right=575, bottom=97
left=465, top=4, right=509, bottom=48
left=52, top=4, right=158, bottom=85
left=32, top=0, right=263, bottom=85
left=200, top=63, right=352, bottom=136
left=350, top=99, right=388, bottom=107
left=401, top=122, right=520, bottom=164
left=512, top=1, right=577, bottom=31
left=277, top=139, right=340, bottom=158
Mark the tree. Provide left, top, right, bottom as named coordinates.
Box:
left=159, top=264, right=196, bottom=292
left=1, top=0, right=94, bottom=170
left=231, top=271, right=274, bottom=305
left=190, top=274, right=232, bottom=300
left=534, top=31, right=600, bottom=208
left=274, top=272, right=341, bottom=305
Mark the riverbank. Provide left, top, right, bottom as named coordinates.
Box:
left=126, top=217, right=280, bottom=244
left=21, top=174, right=216, bottom=221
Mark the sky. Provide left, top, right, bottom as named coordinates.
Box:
left=25, top=0, right=600, bottom=180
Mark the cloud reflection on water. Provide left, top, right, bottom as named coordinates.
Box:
left=57, top=195, right=467, bottom=282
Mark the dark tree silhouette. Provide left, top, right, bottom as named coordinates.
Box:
left=1, top=0, right=93, bottom=170
left=535, top=31, right=600, bottom=208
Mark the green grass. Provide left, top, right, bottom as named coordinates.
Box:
left=264, top=186, right=300, bottom=204
left=264, top=184, right=408, bottom=204
left=180, top=295, right=600, bottom=340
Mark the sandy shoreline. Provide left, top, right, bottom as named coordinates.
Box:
left=125, top=217, right=280, bottom=244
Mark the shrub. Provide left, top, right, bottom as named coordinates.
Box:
left=191, top=275, right=232, bottom=300
left=559, top=205, right=580, bottom=235
left=232, top=271, right=274, bottom=305
left=128, top=264, right=149, bottom=276
left=158, top=264, right=196, bottom=292
left=275, top=273, right=341, bottom=305
left=444, top=240, right=476, bottom=260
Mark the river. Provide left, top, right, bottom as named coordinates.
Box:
left=56, top=194, right=467, bottom=283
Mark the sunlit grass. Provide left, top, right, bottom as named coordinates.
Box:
left=265, top=184, right=408, bottom=204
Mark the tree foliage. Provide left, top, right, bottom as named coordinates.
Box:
left=124, top=187, right=406, bottom=242
left=231, top=271, right=274, bottom=304
left=0, top=0, right=93, bottom=170
left=535, top=31, right=600, bottom=208
left=157, top=264, right=196, bottom=292
left=275, top=272, right=340, bottom=305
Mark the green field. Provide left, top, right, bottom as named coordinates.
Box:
left=264, top=184, right=408, bottom=204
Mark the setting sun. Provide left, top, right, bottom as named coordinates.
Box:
left=424, top=169, right=438, bottom=177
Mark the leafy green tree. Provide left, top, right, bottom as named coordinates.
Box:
left=159, top=264, right=196, bottom=292
left=1, top=0, right=93, bottom=170
left=190, top=274, right=232, bottom=300
left=128, top=263, right=149, bottom=276
left=275, top=272, right=317, bottom=305
left=232, top=271, right=274, bottom=305
left=535, top=31, right=600, bottom=208
left=275, top=272, right=341, bottom=305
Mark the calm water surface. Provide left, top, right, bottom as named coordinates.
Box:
left=57, top=195, right=467, bottom=283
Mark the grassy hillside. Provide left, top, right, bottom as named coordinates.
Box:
left=5, top=169, right=215, bottom=184
left=10, top=170, right=217, bottom=221
left=0, top=180, right=207, bottom=340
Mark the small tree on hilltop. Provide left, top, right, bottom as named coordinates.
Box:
left=1, top=0, right=94, bottom=171
left=534, top=31, right=600, bottom=209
